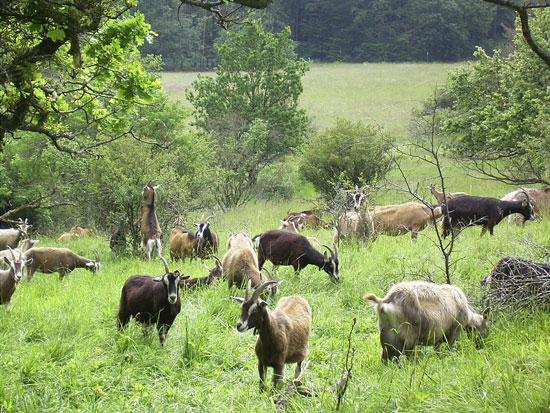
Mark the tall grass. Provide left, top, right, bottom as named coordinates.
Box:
left=1, top=203, right=550, bottom=411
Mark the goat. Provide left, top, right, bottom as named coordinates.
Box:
left=0, top=218, right=30, bottom=250
left=428, top=184, right=468, bottom=204
left=0, top=248, right=32, bottom=308
left=441, top=195, right=533, bottom=238
left=254, top=229, right=339, bottom=281
left=110, top=228, right=126, bottom=253
left=140, top=180, right=162, bottom=260
left=169, top=226, right=196, bottom=262
left=348, top=185, right=369, bottom=211
left=58, top=226, right=92, bottom=243
left=368, top=202, right=441, bottom=240
left=285, top=211, right=331, bottom=229
left=117, top=257, right=188, bottom=344
left=365, top=281, right=489, bottom=361
left=501, top=187, right=550, bottom=223
left=180, top=256, right=223, bottom=291
left=25, top=248, right=100, bottom=280
left=231, top=279, right=312, bottom=391
left=0, top=237, right=39, bottom=268
left=193, top=219, right=219, bottom=260
left=222, top=231, right=278, bottom=293
left=278, top=219, right=322, bottom=249
left=333, top=209, right=375, bottom=244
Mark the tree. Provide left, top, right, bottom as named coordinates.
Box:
left=187, top=22, right=309, bottom=208
left=299, top=119, right=393, bottom=199
left=441, top=8, right=550, bottom=185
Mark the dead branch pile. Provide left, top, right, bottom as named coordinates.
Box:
left=483, top=256, right=550, bottom=312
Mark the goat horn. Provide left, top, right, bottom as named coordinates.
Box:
left=245, top=279, right=252, bottom=301
left=322, top=244, right=335, bottom=258
left=203, top=215, right=213, bottom=223
left=213, top=255, right=222, bottom=269
left=203, top=262, right=212, bottom=271
left=93, top=249, right=100, bottom=263
left=262, top=267, right=272, bottom=280
left=251, top=280, right=279, bottom=302
left=159, top=255, right=170, bottom=274
left=8, top=246, right=15, bottom=261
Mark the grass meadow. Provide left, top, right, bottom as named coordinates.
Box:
left=1, top=64, right=550, bottom=412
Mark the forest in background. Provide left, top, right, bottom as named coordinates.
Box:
left=137, top=0, right=515, bottom=70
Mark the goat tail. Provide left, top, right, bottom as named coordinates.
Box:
left=364, top=293, right=382, bottom=306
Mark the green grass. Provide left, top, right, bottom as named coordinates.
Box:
left=2, top=63, right=550, bottom=411
left=1, top=205, right=550, bottom=412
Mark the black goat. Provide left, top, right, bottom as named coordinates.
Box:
left=254, top=229, right=339, bottom=281
left=441, top=195, right=533, bottom=238
left=117, top=257, right=188, bottom=344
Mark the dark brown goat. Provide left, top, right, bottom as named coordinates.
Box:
left=25, top=247, right=100, bottom=280
left=180, top=256, right=223, bottom=290
left=141, top=181, right=162, bottom=260
left=117, top=257, right=188, bottom=344
left=441, top=195, right=533, bottom=238
left=193, top=221, right=219, bottom=260
left=254, top=229, right=339, bottom=281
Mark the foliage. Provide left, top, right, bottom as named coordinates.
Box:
left=0, top=1, right=162, bottom=154
left=441, top=9, right=550, bottom=185
left=299, top=119, right=393, bottom=199
left=187, top=22, right=309, bottom=209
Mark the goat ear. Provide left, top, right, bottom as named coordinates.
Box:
left=194, top=223, right=200, bottom=227
left=152, top=276, right=163, bottom=282
left=323, top=251, right=329, bottom=261
left=258, top=299, right=268, bottom=308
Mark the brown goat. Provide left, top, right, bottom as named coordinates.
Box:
left=58, top=226, right=92, bottom=242
left=0, top=248, right=31, bottom=308
left=180, top=256, right=223, bottom=291
left=222, top=231, right=276, bottom=292
left=169, top=226, right=196, bottom=262
left=278, top=219, right=322, bottom=249
left=25, top=248, right=100, bottom=280
left=501, top=187, right=550, bottom=223
left=365, top=281, right=489, bottom=361
left=368, top=202, right=441, bottom=240
left=285, top=211, right=331, bottom=229
left=141, top=181, right=162, bottom=260
left=231, top=280, right=312, bottom=391
left=428, top=184, right=468, bottom=204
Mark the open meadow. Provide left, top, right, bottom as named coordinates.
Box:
left=1, top=63, right=550, bottom=412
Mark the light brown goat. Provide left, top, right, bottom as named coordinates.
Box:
left=231, top=280, right=312, bottom=390
left=169, top=227, right=196, bottom=262
left=333, top=210, right=375, bottom=244
left=58, top=226, right=92, bottom=242
left=368, top=202, right=441, bottom=240
left=428, top=184, right=468, bottom=205
left=141, top=181, right=162, bottom=260
left=501, top=187, right=550, bottom=223
left=25, top=248, right=100, bottom=280
left=222, top=231, right=274, bottom=291
left=365, top=281, right=489, bottom=361
left=0, top=248, right=31, bottom=308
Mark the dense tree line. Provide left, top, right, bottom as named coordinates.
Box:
left=137, top=0, right=515, bottom=70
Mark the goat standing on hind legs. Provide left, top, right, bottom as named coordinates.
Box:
left=141, top=181, right=163, bottom=260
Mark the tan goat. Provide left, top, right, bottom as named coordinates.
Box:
left=428, top=184, right=468, bottom=204
left=333, top=210, right=375, bottom=244
left=501, top=187, right=550, bottom=223
left=365, top=281, right=489, bottom=361
left=368, top=202, right=441, bottom=240
left=140, top=181, right=162, bottom=260
left=169, top=227, right=196, bottom=262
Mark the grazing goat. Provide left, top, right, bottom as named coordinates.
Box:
left=0, top=248, right=31, bottom=308
left=25, top=248, right=100, bottom=280
left=278, top=219, right=321, bottom=249
left=428, top=184, right=468, bottom=204
left=181, top=256, right=223, bottom=291
left=368, top=202, right=441, bottom=240
left=0, top=218, right=30, bottom=250
left=501, top=187, right=550, bottom=223
left=231, top=279, right=312, bottom=391
left=441, top=195, right=533, bottom=238
left=222, top=231, right=277, bottom=293
left=194, top=220, right=219, bottom=260
left=365, top=281, right=489, bottom=361
left=333, top=209, right=375, bottom=244
left=117, top=257, right=188, bottom=344
left=141, top=181, right=162, bottom=260
left=169, top=226, right=196, bottom=262
left=254, top=229, right=339, bottom=281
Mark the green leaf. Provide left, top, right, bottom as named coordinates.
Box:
left=46, top=28, right=66, bottom=42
